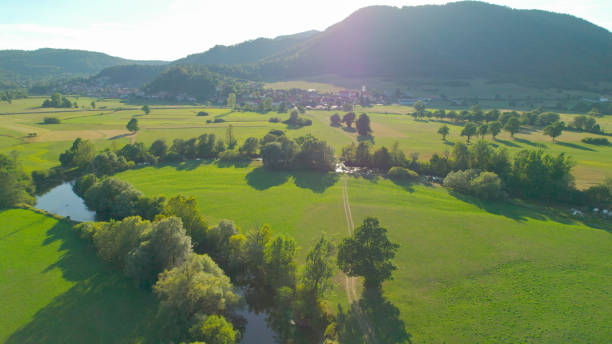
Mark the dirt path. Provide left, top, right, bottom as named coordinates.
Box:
left=341, top=177, right=379, bottom=344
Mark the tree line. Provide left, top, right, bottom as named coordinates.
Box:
left=71, top=169, right=399, bottom=343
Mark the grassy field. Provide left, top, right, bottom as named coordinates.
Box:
left=2, top=97, right=612, bottom=343
left=116, top=162, right=612, bottom=343
left=1, top=98, right=611, bottom=186
left=0, top=209, right=159, bottom=344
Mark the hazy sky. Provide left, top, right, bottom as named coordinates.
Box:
left=1, top=0, right=610, bottom=61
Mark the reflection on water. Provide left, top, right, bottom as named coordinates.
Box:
left=35, top=183, right=278, bottom=343
left=35, top=182, right=96, bottom=222
left=239, top=308, right=277, bottom=344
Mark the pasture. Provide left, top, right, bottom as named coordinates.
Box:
left=116, top=161, right=612, bottom=343
left=1, top=98, right=611, bottom=187
left=0, top=209, right=159, bottom=343
left=1, top=97, right=612, bottom=343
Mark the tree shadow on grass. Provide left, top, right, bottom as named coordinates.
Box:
left=514, top=137, right=546, bottom=148
left=245, top=167, right=339, bottom=193
left=216, top=159, right=252, bottom=168
left=108, top=132, right=133, bottom=141
left=337, top=288, right=412, bottom=344
left=448, top=191, right=612, bottom=232
left=6, top=219, right=161, bottom=344
left=556, top=141, right=595, bottom=151
left=357, top=135, right=374, bottom=143
left=342, top=127, right=357, bottom=133
left=387, top=177, right=416, bottom=193
left=495, top=139, right=521, bottom=148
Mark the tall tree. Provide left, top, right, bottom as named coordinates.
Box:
left=127, top=118, right=139, bottom=132
left=438, top=125, right=449, bottom=140
left=337, top=217, right=399, bottom=289
left=504, top=117, right=520, bottom=137
left=330, top=113, right=342, bottom=127
left=141, top=105, right=151, bottom=115
left=0, top=153, right=34, bottom=208
left=300, top=235, right=336, bottom=301
left=342, top=112, right=356, bottom=128
left=477, top=124, right=488, bottom=138
left=461, top=122, right=477, bottom=144
left=226, top=93, right=236, bottom=109
left=225, top=125, right=237, bottom=149
left=356, top=113, right=372, bottom=136
left=543, top=121, right=564, bottom=143
left=488, top=121, right=502, bottom=139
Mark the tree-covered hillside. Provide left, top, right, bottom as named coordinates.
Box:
left=174, top=30, right=319, bottom=66
left=0, top=48, right=165, bottom=82
left=249, top=1, right=612, bottom=88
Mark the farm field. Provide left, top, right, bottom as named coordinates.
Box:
left=0, top=209, right=159, bottom=344
left=116, top=161, right=612, bottom=343
left=1, top=98, right=611, bottom=187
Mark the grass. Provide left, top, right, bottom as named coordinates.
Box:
left=2, top=95, right=611, bottom=342
left=117, top=162, right=612, bottom=343
left=0, top=209, right=159, bottom=343
left=1, top=98, right=610, bottom=186
left=264, top=80, right=348, bottom=93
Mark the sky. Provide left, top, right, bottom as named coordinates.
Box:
left=0, top=0, right=611, bottom=61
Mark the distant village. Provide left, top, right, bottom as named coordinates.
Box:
left=54, top=75, right=612, bottom=112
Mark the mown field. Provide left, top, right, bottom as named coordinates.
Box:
left=116, top=162, right=612, bottom=343
left=1, top=97, right=612, bottom=343
left=0, top=209, right=160, bottom=344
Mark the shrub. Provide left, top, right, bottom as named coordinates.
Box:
left=470, top=172, right=504, bottom=200
left=582, top=137, right=610, bottom=145
left=213, top=118, right=225, bottom=123
left=387, top=167, right=418, bottom=180
left=443, top=169, right=503, bottom=200
left=269, top=117, right=281, bottom=123
left=31, top=167, right=64, bottom=194
left=197, top=111, right=208, bottom=116
left=443, top=169, right=479, bottom=194
left=43, top=117, right=61, bottom=124
left=73, top=173, right=97, bottom=197
left=218, top=150, right=244, bottom=161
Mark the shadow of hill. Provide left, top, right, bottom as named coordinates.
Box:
left=245, top=167, right=339, bottom=193
left=337, top=288, right=412, bottom=344
left=6, top=220, right=161, bottom=344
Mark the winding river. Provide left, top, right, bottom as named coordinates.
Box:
left=34, top=182, right=277, bottom=343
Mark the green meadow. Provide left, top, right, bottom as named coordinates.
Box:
left=0, top=209, right=160, bottom=344
left=1, top=98, right=611, bottom=186
left=1, top=97, right=612, bottom=343
left=116, top=162, right=612, bottom=343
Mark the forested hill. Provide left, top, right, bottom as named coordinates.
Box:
left=251, top=1, right=612, bottom=87
left=174, top=30, right=319, bottom=66
left=0, top=48, right=165, bottom=82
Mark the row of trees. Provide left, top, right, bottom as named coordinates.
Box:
left=341, top=141, right=409, bottom=172
left=261, top=132, right=336, bottom=172
left=330, top=112, right=373, bottom=136
left=41, top=92, right=77, bottom=108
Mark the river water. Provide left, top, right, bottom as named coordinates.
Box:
left=35, top=182, right=96, bottom=222
left=34, top=182, right=277, bottom=343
